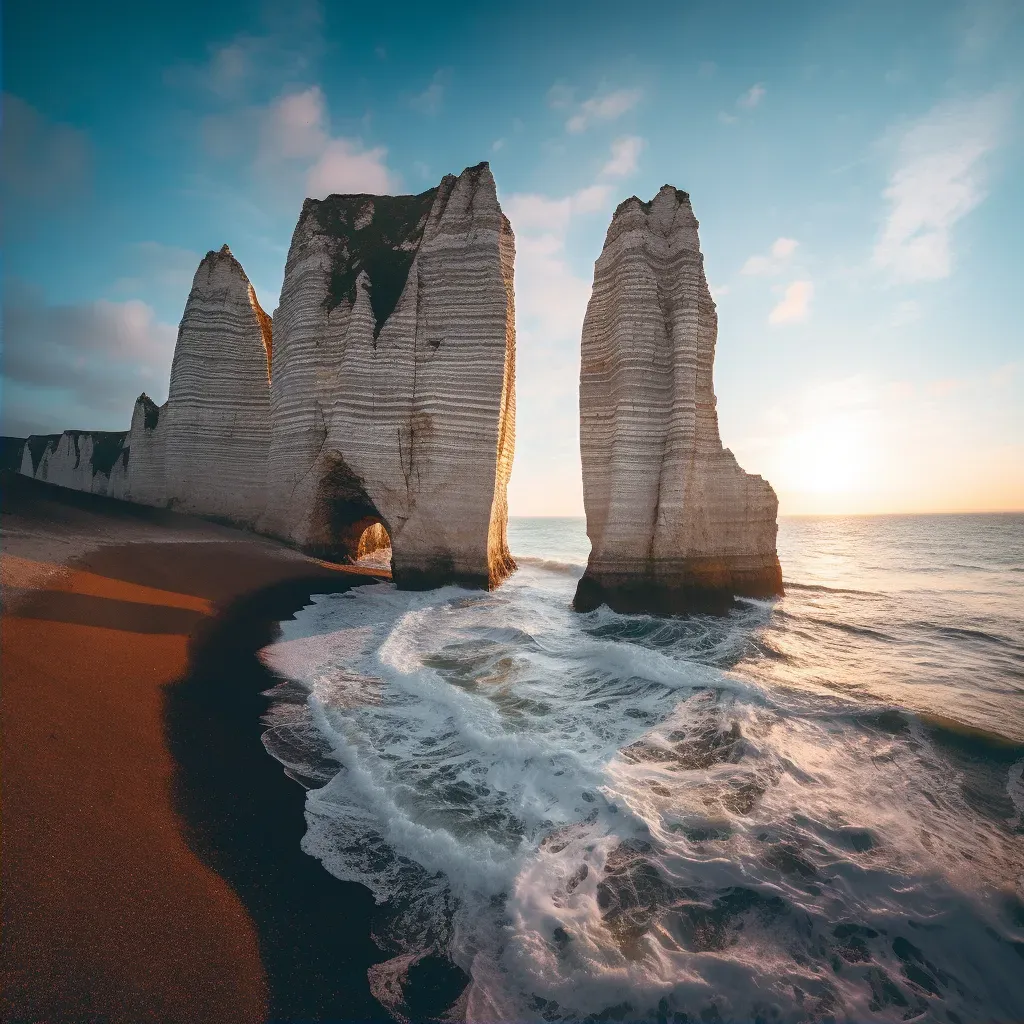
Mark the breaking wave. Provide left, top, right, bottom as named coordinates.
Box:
left=259, top=514, right=1024, bottom=1022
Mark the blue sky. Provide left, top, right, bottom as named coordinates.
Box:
left=3, top=0, right=1022, bottom=513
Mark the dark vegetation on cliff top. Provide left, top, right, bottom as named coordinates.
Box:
left=87, top=432, right=129, bottom=476
left=614, top=186, right=691, bottom=218
left=311, top=189, right=438, bottom=338
left=25, top=434, right=63, bottom=473
left=0, top=436, right=28, bottom=473
left=19, top=431, right=128, bottom=476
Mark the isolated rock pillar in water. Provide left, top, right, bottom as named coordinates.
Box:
left=262, top=162, right=516, bottom=589
left=574, top=186, right=783, bottom=615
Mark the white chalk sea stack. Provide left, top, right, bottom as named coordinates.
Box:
left=261, top=161, right=516, bottom=589
left=574, top=186, right=783, bottom=614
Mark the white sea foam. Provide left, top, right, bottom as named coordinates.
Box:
left=259, top=515, right=1024, bottom=1022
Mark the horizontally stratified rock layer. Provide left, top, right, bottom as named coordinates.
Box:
left=261, top=162, right=516, bottom=588
left=159, top=245, right=272, bottom=525
left=575, top=186, right=782, bottom=614
left=17, top=165, right=516, bottom=591
left=18, top=248, right=272, bottom=525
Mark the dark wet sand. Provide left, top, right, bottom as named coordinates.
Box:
left=1, top=474, right=389, bottom=1022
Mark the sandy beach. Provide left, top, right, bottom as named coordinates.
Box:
left=1, top=473, right=389, bottom=1023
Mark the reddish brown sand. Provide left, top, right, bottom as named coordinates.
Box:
left=1, top=475, right=381, bottom=1023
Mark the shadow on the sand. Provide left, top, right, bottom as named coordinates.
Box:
left=164, top=573, right=394, bottom=1024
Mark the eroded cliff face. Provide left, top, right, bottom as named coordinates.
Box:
left=158, top=245, right=272, bottom=524
left=124, top=394, right=167, bottom=506
left=261, top=161, right=516, bottom=589
left=19, top=431, right=129, bottom=499
left=574, top=186, right=782, bottom=615
left=18, top=167, right=516, bottom=592
left=19, top=247, right=272, bottom=524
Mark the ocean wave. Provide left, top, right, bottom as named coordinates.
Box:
left=515, top=554, right=587, bottom=576
left=784, top=581, right=876, bottom=596
left=257, top=561, right=1024, bottom=1022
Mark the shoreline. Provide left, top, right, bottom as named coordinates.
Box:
left=0, top=474, right=391, bottom=1022
left=166, top=568, right=394, bottom=1022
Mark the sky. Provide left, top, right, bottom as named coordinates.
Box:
left=3, top=0, right=1023, bottom=515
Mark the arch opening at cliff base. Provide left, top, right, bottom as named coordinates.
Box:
left=306, top=451, right=392, bottom=571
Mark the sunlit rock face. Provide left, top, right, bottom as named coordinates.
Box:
left=574, top=186, right=782, bottom=615
left=261, top=161, right=516, bottom=589
left=19, top=431, right=129, bottom=499
left=118, top=246, right=272, bottom=521
left=157, top=244, right=272, bottom=524
left=19, top=247, right=274, bottom=526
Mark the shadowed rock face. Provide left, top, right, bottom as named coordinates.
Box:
left=261, top=161, right=516, bottom=589
left=18, top=430, right=129, bottom=498
left=574, top=186, right=782, bottom=615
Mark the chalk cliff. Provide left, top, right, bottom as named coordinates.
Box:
left=261, top=161, right=516, bottom=588
left=17, top=164, right=516, bottom=592
left=158, top=244, right=272, bottom=524
left=574, top=186, right=782, bottom=615
left=19, top=431, right=129, bottom=499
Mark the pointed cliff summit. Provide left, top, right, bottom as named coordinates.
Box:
left=126, top=244, right=273, bottom=523
left=262, top=161, right=516, bottom=589
left=574, top=186, right=783, bottom=615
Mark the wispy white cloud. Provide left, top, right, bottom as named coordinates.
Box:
left=547, top=81, right=574, bottom=109
left=741, top=236, right=799, bottom=275
left=204, top=85, right=400, bottom=198
left=769, top=280, right=813, bottom=324
left=2, top=280, right=176, bottom=433
left=260, top=87, right=328, bottom=159
left=492, top=138, right=506, bottom=152
left=306, top=138, right=396, bottom=197
left=111, top=242, right=203, bottom=304
left=164, top=0, right=324, bottom=98
left=719, top=83, right=766, bottom=124
left=737, top=83, right=766, bottom=109
left=410, top=70, right=447, bottom=116
left=566, top=87, right=642, bottom=133
left=873, top=91, right=1010, bottom=282
left=504, top=184, right=611, bottom=235
left=1, top=94, right=92, bottom=205
left=600, top=135, right=644, bottom=178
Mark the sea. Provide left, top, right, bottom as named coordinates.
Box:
left=259, top=514, right=1024, bottom=1023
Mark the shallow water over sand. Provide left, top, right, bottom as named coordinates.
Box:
left=260, top=514, right=1024, bottom=1022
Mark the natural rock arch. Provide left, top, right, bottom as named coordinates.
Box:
left=304, top=452, right=392, bottom=565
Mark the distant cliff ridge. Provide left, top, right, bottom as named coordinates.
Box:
left=18, top=163, right=517, bottom=592
left=574, top=186, right=783, bottom=614
left=19, top=430, right=129, bottom=499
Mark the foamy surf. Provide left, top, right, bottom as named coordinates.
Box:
left=258, top=515, right=1024, bottom=1022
